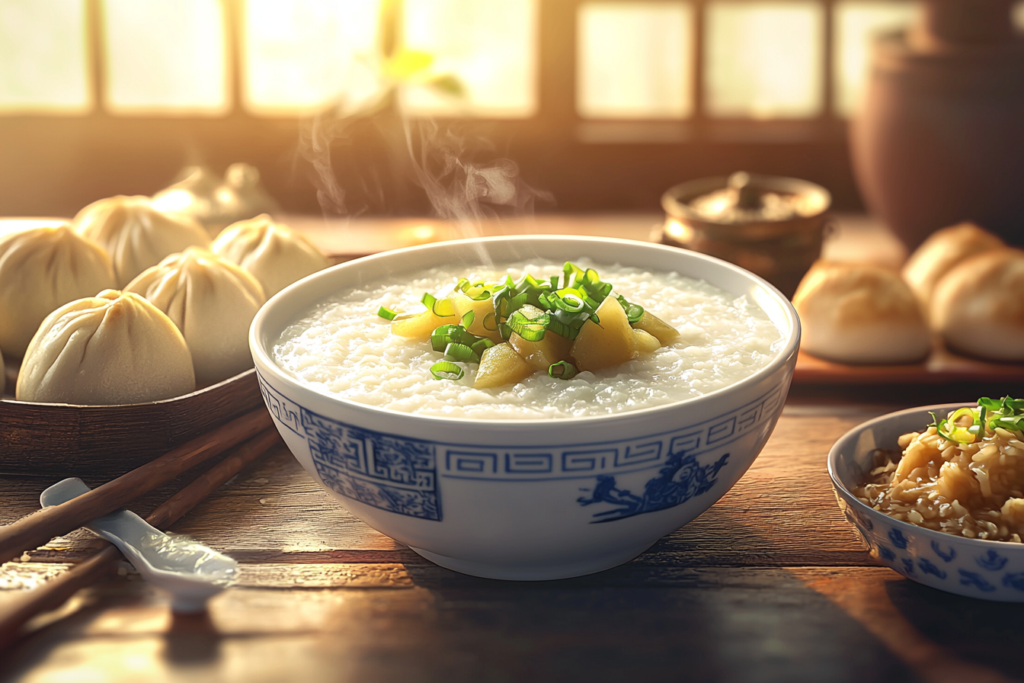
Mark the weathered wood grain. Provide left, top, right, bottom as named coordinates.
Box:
left=5, top=567, right=1020, bottom=683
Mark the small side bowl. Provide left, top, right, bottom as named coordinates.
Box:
left=829, top=403, right=1024, bottom=601
left=251, top=236, right=800, bottom=580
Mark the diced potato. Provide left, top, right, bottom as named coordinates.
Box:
left=632, top=310, right=680, bottom=346
left=633, top=328, right=661, bottom=355
left=570, top=297, right=638, bottom=372
left=510, top=329, right=573, bottom=372
left=475, top=342, right=535, bottom=389
left=391, top=307, right=455, bottom=340
left=451, top=291, right=503, bottom=342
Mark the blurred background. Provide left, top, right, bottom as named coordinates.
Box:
left=1, top=0, right=1022, bottom=219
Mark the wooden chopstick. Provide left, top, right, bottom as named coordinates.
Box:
left=0, top=407, right=272, bottom=567
left=0, top=427, right=281, bottom=648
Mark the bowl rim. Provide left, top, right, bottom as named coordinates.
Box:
left=250, top=234, right=801, bottom=427
left=826, top=400, right=1024, bottom=551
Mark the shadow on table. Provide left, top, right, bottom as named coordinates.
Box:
left=399, top=561, right=923, bottom=683
left=163, top=609, right=221, bottom=665
left=887, top=580, right=1024, bottom=681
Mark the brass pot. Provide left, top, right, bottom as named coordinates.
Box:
left=660, top=173, right=831, bottom=298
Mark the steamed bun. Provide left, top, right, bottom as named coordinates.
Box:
left=125, top=248, right=265, bottom=384
left=0, top=223, right=117, bottom=358
left=73, top=195, right=211, bottom=287
left=931, top=249, right=1024, bottom=361
left=902, top=222, right=1004, bottom=315
left=212, top=214, right=329, bottom=298
left=16, top=290, right=195, bottom=405
left=793, top=261, right=931, bottom=364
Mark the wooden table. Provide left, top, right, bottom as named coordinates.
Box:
left=2, top=216, right=1022, bottom=683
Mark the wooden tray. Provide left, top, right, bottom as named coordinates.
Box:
left=793, top=342, right=1024, bottom=385
left=0, top=368, right=265, bottom=477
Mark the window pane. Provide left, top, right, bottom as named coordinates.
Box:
left=401, top=0, right=537, bottom=118
left=242, top=0, right=380, bottom=115
left=0, top=0, right=90, bottom=113
left=577, top=2, right=693, bottom=119
left=706, top=1, right=823, bottom=119
left=834, top=2, right=916, bottom=117
left=102, top=0, right=228, bottom=115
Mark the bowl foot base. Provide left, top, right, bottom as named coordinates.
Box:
left=408, top=542, right=657, bottom=581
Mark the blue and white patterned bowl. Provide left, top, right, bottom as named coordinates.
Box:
left=829, top=404, right=1024, bottom=601
left=250, top=236, right=800, bottom=580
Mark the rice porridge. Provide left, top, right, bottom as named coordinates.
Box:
left=272, top=259, right=783, bottom=420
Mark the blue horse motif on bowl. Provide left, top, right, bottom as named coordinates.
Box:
left=577, top=451, right=729, bottom=522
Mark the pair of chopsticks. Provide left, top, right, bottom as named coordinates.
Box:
left=0, top=407, right=279, bottom=647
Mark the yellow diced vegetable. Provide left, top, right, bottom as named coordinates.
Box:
left=632, top=311, right=680, bottom=346
left=510, top=328, right=573, bottom=372
left=451, top=291, right=503, bottom=342
left=570, top=297, right=638, bottom=372
left=391, top=307, right=454, bottom=340
left=475, top=342, right=535, bottom=389
left=633, top=328, right=661, bottom=355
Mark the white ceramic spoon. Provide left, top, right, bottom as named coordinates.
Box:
left=40, top=478, right=239, bottom=613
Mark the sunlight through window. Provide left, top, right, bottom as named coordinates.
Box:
left=706, top=1, right=823, bottom=119
left=242, top=0, right=380, bottom=116
left=834, top=2, right=916, bottom=117
left=102, top=0, right=228, bottom=115
left=401, top=0, right=537, bottom=118
left=0, top=0, right=90, bottom=113
left=577, top=2, right=693, bottom=120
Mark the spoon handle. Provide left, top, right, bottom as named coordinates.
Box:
left=0, top=427, right=280, bottom=649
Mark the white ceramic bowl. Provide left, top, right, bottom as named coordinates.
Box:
left=250, top=236, right=800, bottom=580
left=830, top=403, right=1024, bottom=602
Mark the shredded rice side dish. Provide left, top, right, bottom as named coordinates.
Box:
left=855, top=398, right=1024, bottom=543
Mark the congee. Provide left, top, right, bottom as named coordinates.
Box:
left=272, top=259, right=783, bottom=420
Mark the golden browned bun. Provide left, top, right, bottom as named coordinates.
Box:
left=212, top=214, right=329, bottom=298
left=793, top=261, right=931, bottom=364
left=902, top=222, right=1004, bottom=314
left=0, top=223, right=117, bottom=358
left=73, top=195, right=211, bottom=287
left=125, top=248, right=265, bottom=385
left=931, top=249, right=1024, bottom=361
left=16, top=290, right=195, bottom=405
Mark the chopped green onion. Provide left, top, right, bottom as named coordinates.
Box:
left=422, top=292, right=455, bottom=317
left=444, top=342, right=478, bottom=363
left=377, top=306, right=398, bottom=321
left=616, top=295, right=644, bottom=324
left=461, top=310, right=475, bottom=328
left=508, top=308, right=548, bottom=342
left=430, top=361, right=464, bottom=381
left=548, top=361, right=578, bottom=380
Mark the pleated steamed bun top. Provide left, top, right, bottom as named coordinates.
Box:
left=125, top=248, right=266, bottom=385
left=73, top=195, right=211, bottom=288
left=0, top=222, right=117, bottom=359
left=16, top=290, right=196, bottom=405
left=212, top=214, right=329, bottom=298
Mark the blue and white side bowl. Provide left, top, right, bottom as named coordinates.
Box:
left=250, top=236, right=800, bottom=581
left=829, top=403, right=1024, bottom=601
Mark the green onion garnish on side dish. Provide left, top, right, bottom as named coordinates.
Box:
left=377, top=306, right=398, bottom=321
left=548, top=361, right=578, bottom=380
left=930, top=396, right=1024, bottom=443
left=430, top=361, right=465, bottom=381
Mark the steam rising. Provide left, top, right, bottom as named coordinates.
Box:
left=403, top=119, right=552, bottom=232
left=297, top=108, right=552, bottom=229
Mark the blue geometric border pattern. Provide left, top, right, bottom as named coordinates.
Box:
left=438, top=386, right=783, bottom=481
left=257, top=373, right=440, bottom=521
